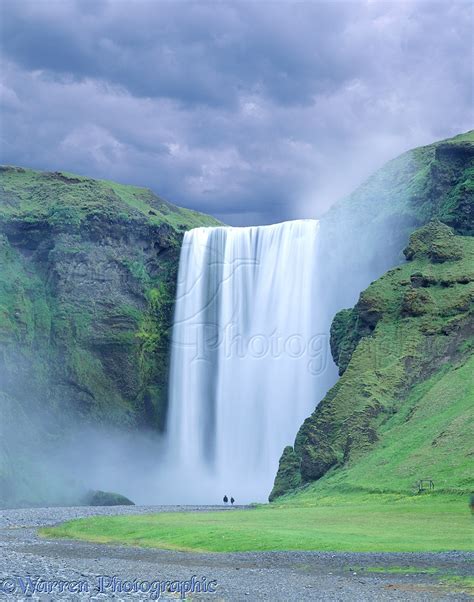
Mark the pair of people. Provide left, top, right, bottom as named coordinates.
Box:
left=223, top=495, right=235, bottom=505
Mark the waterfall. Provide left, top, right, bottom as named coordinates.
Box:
left=165, top=219, right=335, bottom=503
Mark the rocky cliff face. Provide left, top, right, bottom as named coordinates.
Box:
left=0, top=167, right=220, bottom=506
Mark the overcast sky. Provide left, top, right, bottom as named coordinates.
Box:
left=0, top=1, right=472, bottom=225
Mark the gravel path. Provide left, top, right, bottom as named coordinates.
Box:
left=0, top=506, right=472, bottom=601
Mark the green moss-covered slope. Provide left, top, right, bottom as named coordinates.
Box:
left=271, top=221, right=473, bottom=500
left=0, top=166, right=219, bottom=229
left=0, top=166, right=220, bottom=506
left=320, top=131, right=474, bottom=315
left=275, top=130, right=474, bottom=501
left=330, top=130, right=473, bottom=234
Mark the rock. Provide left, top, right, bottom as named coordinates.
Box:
left=401, top=288, right=432, bottom=316
left=330, top=309, right=357, bottom=375
left=84, top=490, right=135, bottom=506
left=295, top=419, right=339, bottom=482
left=410, top=272, right=436, bottom=288
left=269, top=446, right=302, bottom=501
left=403, top=220, right=462, bottom=263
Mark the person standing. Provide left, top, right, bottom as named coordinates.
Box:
left=223, top=495, right=228, bottom=504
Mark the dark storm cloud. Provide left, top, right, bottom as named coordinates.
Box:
left=0, top=1, right=351, bottom=106
left=0, top=0, right=472, bottom=224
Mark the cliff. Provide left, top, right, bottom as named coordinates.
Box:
left=319, top=130, right=474, bottom=317
left=0, top=166, right=219, bottom=506
left=271, top=221, right=473, bottom=500
left=271, top=131, right=474, bottom=501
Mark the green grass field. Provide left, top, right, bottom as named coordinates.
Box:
left=41, top=493, right=473, bottom=553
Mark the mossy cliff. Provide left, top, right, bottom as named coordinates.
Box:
left=319, top=130, right=474, bottom=318
left=0, top=167, right=219, bottom=506
left=271, top=221, right=473, bottom=500
left=271, top=131, right=473, bottom=501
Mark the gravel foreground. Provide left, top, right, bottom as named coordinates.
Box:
left=0, top=505, right=472, bottom=601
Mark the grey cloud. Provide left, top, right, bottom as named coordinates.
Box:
left=0, top=0, right=472, bottom=225
left=0, top=1, right=385, bottom=108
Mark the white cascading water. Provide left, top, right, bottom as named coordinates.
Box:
left=165, top=220, right=333, bottom=503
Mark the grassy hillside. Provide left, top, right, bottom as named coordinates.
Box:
left=271, top=221, right=474, bottom=500
left=277, top=356, right=473, bottom=499
left=0, top=166, right=220, bottom=507
left=0, top=166, right=218, bottom=229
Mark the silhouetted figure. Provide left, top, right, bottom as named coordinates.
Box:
left=223, top=495, right=228, bottom=504
left=230, top=497, right=235, bottom=505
